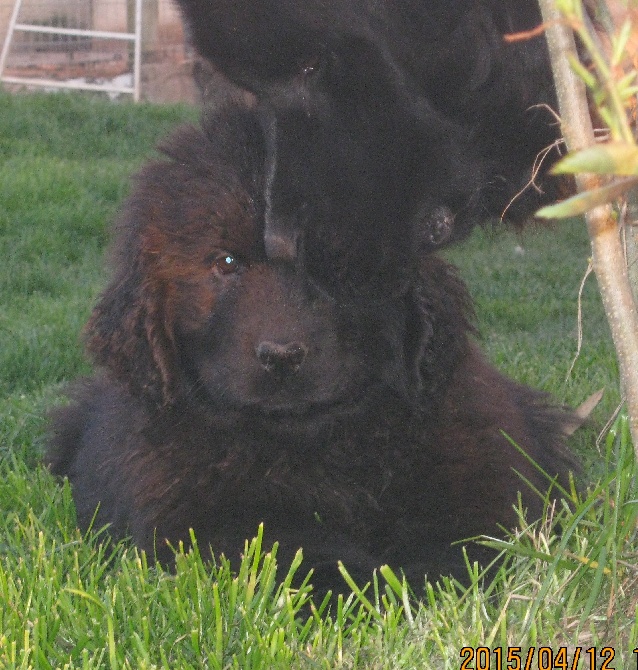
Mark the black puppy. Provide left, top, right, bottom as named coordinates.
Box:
left=178, top=0, right=565, bottom=253
left=47, top=106, right=575, bottom=595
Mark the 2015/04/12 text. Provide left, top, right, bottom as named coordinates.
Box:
left=459, top=647, right=621, bottom=669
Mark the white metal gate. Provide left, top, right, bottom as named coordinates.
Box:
left=0, top=0, right=142, bottom=101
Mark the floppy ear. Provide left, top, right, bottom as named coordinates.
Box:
left=408, top=256, right=477, bottom=400
left=84, top=195, right=182, bottom=408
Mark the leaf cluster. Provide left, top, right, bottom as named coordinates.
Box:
left=538, top=0, right=638, bottom=219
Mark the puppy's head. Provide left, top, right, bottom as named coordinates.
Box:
left=85, top=107, right=473, bottom=433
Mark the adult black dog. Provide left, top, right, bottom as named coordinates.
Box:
left=47, top=104, right=575, bottom=595
left=178, top=0, right=564, bottom=256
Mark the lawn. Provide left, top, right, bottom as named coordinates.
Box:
left=0, top=90, right=636, bottom=668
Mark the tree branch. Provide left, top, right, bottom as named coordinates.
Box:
left=539, top=0, right=638, bottom=450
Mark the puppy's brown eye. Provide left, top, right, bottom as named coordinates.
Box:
left=212, top=254, right=240, bottom=275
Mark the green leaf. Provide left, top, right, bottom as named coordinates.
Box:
left=536, top=177, right=638, bottom=218
left=620, top=84, right=638, bottom=102
left=612, top=18, right=632, bottom=67
left=567, top=53, right=597, bottom=88
left=556, top=0, right=584, bottom=20
left=551, top=143, right=638, bottom=176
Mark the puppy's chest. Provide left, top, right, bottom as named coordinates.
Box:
left=145, top=413, right=434, bottom=521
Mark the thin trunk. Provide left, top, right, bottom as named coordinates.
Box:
left=625, top=191, right=638, bottom=305
left=539, top=0, right=638, bottom=450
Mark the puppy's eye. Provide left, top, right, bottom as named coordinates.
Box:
left=212, top=254, right=240, bottom=275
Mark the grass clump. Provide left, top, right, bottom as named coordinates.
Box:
left=0, top=90, right=636, bottom=666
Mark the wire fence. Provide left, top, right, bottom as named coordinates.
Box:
left=0, top=0, right=195, bottom=102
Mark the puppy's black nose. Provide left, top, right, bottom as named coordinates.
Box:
left=256, top=341, right=308, bottom=376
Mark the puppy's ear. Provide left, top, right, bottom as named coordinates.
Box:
left=408, top=256, right=476, bottom=400
left=84, top=199, right=181, bottom=408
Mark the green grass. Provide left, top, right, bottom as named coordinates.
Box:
left=0, top=90, right=636, bottom=667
